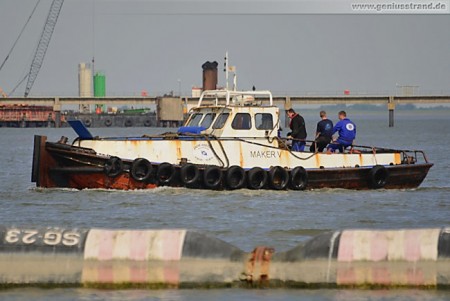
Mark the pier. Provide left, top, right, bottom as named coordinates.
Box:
left=1, top=95, right=450, bottom=128
left=2, top=95, right=450, bottom=106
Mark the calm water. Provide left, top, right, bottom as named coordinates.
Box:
left=0, top=110, right=449, bottom=300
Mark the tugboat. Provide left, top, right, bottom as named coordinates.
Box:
left=31, top=58, right=432, bottom=191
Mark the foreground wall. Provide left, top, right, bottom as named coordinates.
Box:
left=0, top=226, right=449, bottom=288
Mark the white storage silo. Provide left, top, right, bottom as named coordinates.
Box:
left=79, top=63, right=93, bottom=97
left=78, top=63, right=92, bottom=113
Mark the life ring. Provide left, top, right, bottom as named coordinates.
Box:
left=368, top=165, right=388, bottom=189
left=156, top=162, right=175, bottom=185
left=130, top=158, right=153, bottom=182
left=203, top=165, right=223, bottom=189
left=268, top=166, right=289, bottom=190
left=289, top=166, right=308, bottom=190
left=226, top=165, right=246, bottom=190
left=104, top=118, right=112, bottom=127
left=124, top=118, right=133, bottom=127
left=84, top=118, right=92, bottom=128
left=104, top=156, right=123, bottom=178
left=143, top=119, right=152, bottom=127
left=247, top=167, right=267, bottom=190
left=180, top=163, right=200, bottom=186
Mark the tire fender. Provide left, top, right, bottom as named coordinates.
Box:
left=368, top=165, right=388, bottom=189
left=144, top=119, right=152, bottom=127
left=226, top=166, right=246, bottom=190
left=124, top=118, right=133, bottom=127
left=104, top=156, right=123, bottom=178
left=180, top=163, right=200, bottom=186
left=84, top=118, right=92, bottom=128
left=289, top=166, right=308, bottom=190
left=247, top=167, right=267, bottom=190
left=156, top=162, right=175, bottom=185
left=130, top=158, right=153, bottom=182
left=203, top=165, right=223, bottom=189
left=268, top=166, right=289, bottom=190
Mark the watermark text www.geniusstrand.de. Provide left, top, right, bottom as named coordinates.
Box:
left=351, top=1, right=448, bottom=13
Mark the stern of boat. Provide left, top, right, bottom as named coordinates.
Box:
left=32, top=135, right=53, bottom=188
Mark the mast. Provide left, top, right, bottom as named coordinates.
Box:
left=224, top=51, right=229, bottom=90
left=224, top=51, right=237, bottom=91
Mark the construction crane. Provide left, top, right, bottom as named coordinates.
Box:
left=24, top=0, right=64, bottom=97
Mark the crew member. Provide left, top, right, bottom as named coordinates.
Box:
left=327, top=111, right=356, bottom=153
left=310, top=110, right=333, bottom=152
left=287, top=108, right=307, bottom=152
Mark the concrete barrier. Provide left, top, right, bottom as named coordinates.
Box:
left=0, top=226, right=449, bottom=288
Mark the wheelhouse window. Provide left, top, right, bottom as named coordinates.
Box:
left=231, top=113, right=252, bottom=130
left=255, top=113, right=273, bottom=130
left=200, top=113, right=216, bottom=129
left=186, top=113, right=203, bottom=126
left=212, top=113, right=229, bottom=129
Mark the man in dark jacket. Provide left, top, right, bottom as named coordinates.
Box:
left=310, top=110, right=333, bottom=152
left=287, top=108, right=307, bottom=152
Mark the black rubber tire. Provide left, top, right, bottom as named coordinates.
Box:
left=226, top=165, right=246, bottom=190
left=84, top=118, right=92, bottom=128
left=156, top=162, right=175, bottom=185
left=104, top=156, right=123, bottom=178
left=104, top=118, right=112, bottom=127
left=203, top=165, right=223, bottom=189
left=368, top=165, right=388, bottom=189
left=268, top=166, right=289, bottom=190
left=289, top=166, right=308, bottom=190
left=143, top=119, right=152, bottom=127
left=124, top=118, right=133, bottom=127
left=247, top=167, right=267, bottom=190
left=130, top=158, right=153, bottom=182
left=180, top=163, right=200, bottom=186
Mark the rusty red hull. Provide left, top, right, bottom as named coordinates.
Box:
left=32, top=136, right=433, bottom=191
left=307, top=164, right=432, bottom=190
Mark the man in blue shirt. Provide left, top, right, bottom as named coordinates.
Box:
left=327, top=111, right=356, bottom=153
left=310, top=110, right=333, bottom=152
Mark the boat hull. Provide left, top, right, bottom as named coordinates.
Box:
left=32, top=136, right=433, bottom=191
left=307, top=164, right=431, bottom=190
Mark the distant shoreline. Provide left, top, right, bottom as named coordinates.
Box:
left=295, top=104, right=450, bottom=114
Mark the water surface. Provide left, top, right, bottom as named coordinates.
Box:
left=0, top=111, right=449, bottom=300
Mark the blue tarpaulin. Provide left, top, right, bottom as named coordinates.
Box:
left=177, top=126, right=206, bottom=135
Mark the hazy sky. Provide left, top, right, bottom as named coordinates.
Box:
left=0, top=0, right=449, bottom=97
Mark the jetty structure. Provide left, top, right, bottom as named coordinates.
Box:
left=3, top=94, right=450, bottom=128
left=31, top=54, right=433, bottom=191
